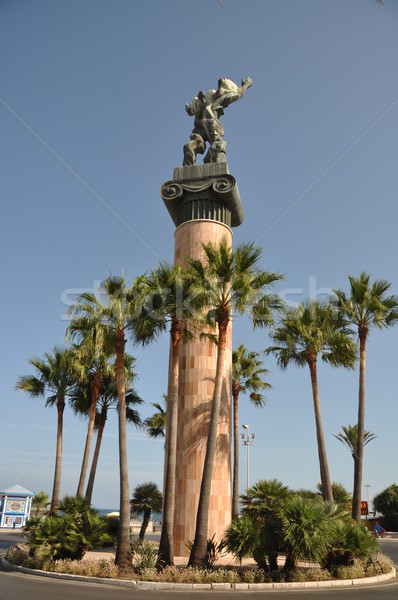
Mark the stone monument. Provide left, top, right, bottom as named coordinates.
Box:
left=161, top=77, right=251, bottom=556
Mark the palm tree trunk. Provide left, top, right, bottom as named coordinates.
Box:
left=114, top=332, right=133, bottom=574
left=139, top=508, right=151, bottom=540
left=188, top=320, right=228, bottom=568
left=284, top=549, right=296, bottom=570
left=77, top=376, right=101, bottom=498
left=307, top=356, right=333, bottom=503
left=157, top=322, right=180, bottom=567
left=232, top=385, right=240, bottom=519
left=50, top=395, right=65, bottom=515
left=352, top=329, right=367, bottom=522
left=85, top=408, right=107, bottom=504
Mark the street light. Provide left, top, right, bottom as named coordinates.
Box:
left=240, top=424, right=255, bottom=490
left=365, top=484, right=372, bottom=514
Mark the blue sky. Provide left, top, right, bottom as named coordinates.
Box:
left=1, top=0, right=397, bottom=510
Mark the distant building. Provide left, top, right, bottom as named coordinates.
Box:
left=0, top=485, right=34, bottom=528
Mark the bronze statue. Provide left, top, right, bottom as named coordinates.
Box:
left=183, top=77, right=253, bottom=166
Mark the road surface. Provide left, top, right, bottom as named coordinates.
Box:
left=1, top=530, right=397, bottom=599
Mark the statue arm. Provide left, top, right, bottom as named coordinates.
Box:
left=213, top=77, right=253, bottom=111
left=239, top=77, right=253, bottom=97
left=185, top=102, right=195, bottom=116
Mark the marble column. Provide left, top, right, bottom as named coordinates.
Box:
left=161, top=163, right=243, bottom=556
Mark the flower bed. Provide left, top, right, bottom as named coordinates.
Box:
left=5, top=544, right=393, bottom=584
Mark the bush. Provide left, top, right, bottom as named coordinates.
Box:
left=331, top=558, right=366, bottom=580
left=131, top=540, right=158, bottom=573
left=279, top=496, right=336, bottom=565
left=140, top=567, right=158, bottom=581
left=185, top=534, right=227, bottom=568
left=5, top=545, right=31, bottom=567
left=323, top=521, right=379, bottom=569
left=25, top=508, right=112, bottom=561
left=5, top=545, right=119, bottom=578
left=241, top=569, right=267, bottom=583
left=284, top=568, right=332, bottom=582
left=225, top=515, right=260, bottom=563
left=103, top=516, right=119, bottom=547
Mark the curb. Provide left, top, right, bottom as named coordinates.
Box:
left=0, top=556, right=395, bottom=590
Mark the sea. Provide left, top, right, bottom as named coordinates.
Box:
left=95, top=508, right=162, bottom=524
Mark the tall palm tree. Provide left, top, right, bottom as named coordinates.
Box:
left=87, top=390, right=142, bottom=505
left=67, top=276, right=141, bottom=575
left=133, top=263, right=195, bottom=567
left=231, top=344, right=270, bottom=518
left=316, top=481, right=352, bottom=512
left=130, top=482, right=163, bottom=540
left=267, top=302, right=357, bottom=503
left=65, top=330, right=114, bottom=498
left=187, top=239, right=283, bottom=568
left=144, top=394, right=167, bottom=439
left=15, top=346, right=77, bottom=515
left=334, top=273, right=398, bottom=522
left=70, top=360, right=143, bottom=504
left=334, top=424, right=376, bottom=459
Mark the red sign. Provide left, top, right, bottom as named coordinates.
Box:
left=361, top=501, right=368, bottom=515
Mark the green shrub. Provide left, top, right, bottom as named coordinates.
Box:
left=26, top=509, right=112, bottom=561
left=205, top=568, right=240, bottom=584
left=140, top=567, right=158, bottom=581
left=131, top=540, right=158, bottom=573
left=225, top=513, right=271, bottom=570
left=103, top=516, right=119, bottom=547
left=373, top=553, right=393, bottom=574
left=323, top=521, right=379, bottom=569
left=5, top=545, right=30, bottom=566
left=185, top=534, right=227, bottom=568
left=284, top=568, right=332, bottom=582
left=279, top=496, right=336, bottom=565
left=331, top=558, right=366, bottom=580
left=58, top=495, right=93, bottom=519
left=240, top=569, right=267, bottom=583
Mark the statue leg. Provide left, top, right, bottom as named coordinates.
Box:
left=183, top=133, right=206, bottom=166
left=204, top=141, right=227, bottom=164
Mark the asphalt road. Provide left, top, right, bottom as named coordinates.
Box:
left=1, top=530, right=398, bottom=600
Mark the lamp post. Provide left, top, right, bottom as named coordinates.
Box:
left=365, top=484, right=371, bottom=514
left=240, top=424, right=255, bottom=491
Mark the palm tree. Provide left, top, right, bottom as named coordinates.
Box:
left=316, top=481, right=352, bottom=512
left=144, top=394, right=167, bottom=439
left=279, top=495, right=336, bottom=568
left=32, top=491, right=50, bottom=517
left=187, top=239, right=283, bottom=568
left=87, top=391, right=142, bottom=505
left=15, top=346, right=78, bottom=515
left=335, top=424, right=376, bottom=460
left=134, top=263, right=195, bottom=567
left=131, top=482, right=163, bottom=540
left=67, top=275, right=141, bottom=575
left=70, top=361, right=143, bottom=504
left=334, top=273, right=398, bottom=522
left=241, top=478, right=293, bottom=570
left=231, top=344, right=270, bottom=518
left=267, top=302, right=357, bottom=502
left=65, top=328, right=114, bottom=498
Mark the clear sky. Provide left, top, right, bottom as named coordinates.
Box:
left=1, top=0, right=397, bottom=511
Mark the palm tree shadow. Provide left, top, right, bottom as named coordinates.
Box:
left=179, top=375, right=231, bottom=462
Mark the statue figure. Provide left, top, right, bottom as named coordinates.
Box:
left=183, top=77, right=253, bottom=166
